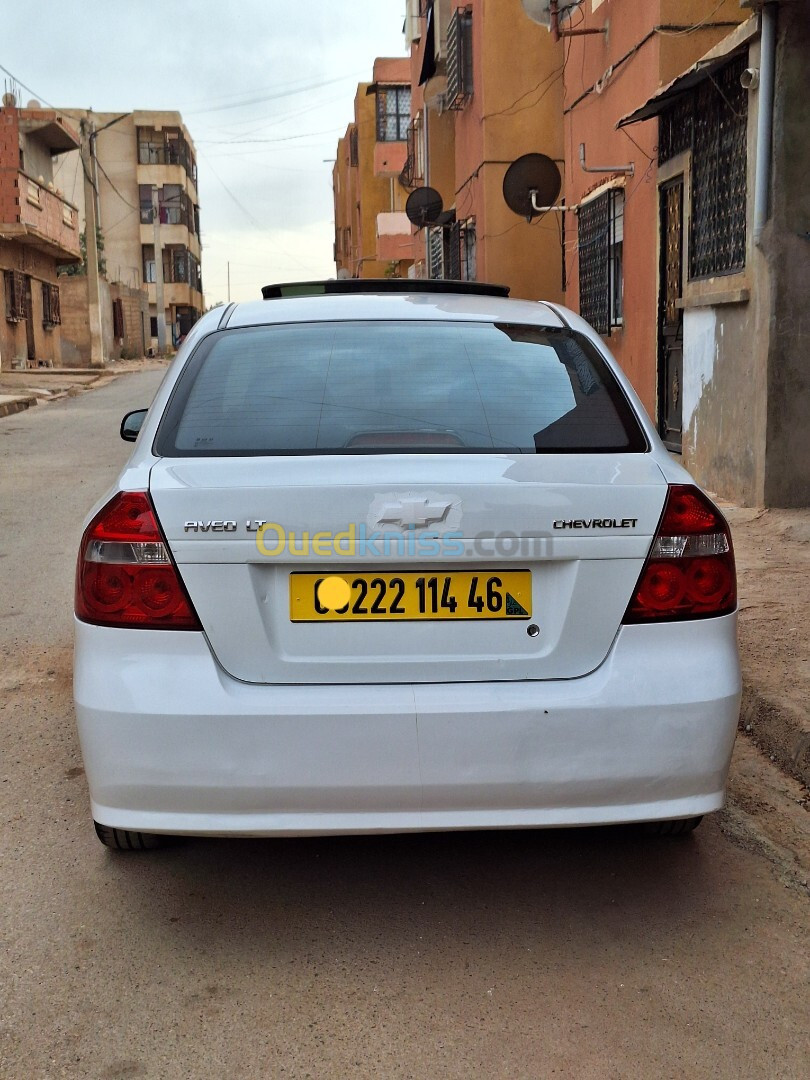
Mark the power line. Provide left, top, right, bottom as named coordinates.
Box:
left=184, top=71, right=367, bottom=115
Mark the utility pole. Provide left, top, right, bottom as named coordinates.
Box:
left=151, top=185, right=167, bottom=355
left=227, top=261, right=230, bottom=302
left=80, top=117, right=105, bottom=367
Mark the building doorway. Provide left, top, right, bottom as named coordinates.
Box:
left=658, top=177, right=684, bottom=452
left=24, top=275, right=35, bottom=363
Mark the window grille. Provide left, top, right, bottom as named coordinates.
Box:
left=4, top=270, right=26, bottom=322
left=401, top=115, right=424, bottom=187
left=578, top=188, right=624, bottom=336
left=349, top=127, right=359, bottom=167
left=41, top=283, right=61, bottom=326
left=376, top=86, right=411, bottom=142
left=446, top=8, right=473, bottom=109
left=659, top=54, right=748, bottom=279
left=427, top=226, right=445, bottom=279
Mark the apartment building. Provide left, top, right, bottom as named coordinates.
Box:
left=56, top=110, right=202, bottom=351
left=0, top=96, right=81, bottom=369
left=333, top=58, right=415, bottom=278
left=402, top=0, right=565, bottom=300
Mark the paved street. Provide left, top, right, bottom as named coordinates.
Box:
left=1, top=372, right=808, bottom=1080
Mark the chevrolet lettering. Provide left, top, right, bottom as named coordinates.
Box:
left=553, top=518, right=639, bottom=529
left=74, top=279, right=740, bottom=851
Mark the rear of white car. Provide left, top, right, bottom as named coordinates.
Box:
left=73, top=284, right=740, bottom=848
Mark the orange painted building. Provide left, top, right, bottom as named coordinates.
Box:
left=555, top=0, right=746, bottom=423
left=332, top=59, right=415, bottom=279
left=404, top=0, right=565, bottom=301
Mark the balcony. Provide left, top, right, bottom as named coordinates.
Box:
left=1, top=171, right=81, bottom=262
left=376, top=212, right=415, bottom=262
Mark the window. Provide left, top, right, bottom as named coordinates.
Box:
left=142, top=245, right=156, bottom=284
left=578, top=188, right=624, bottom=336
left=139, top=185, right=153, bottom=225
left=160, top=184, right=183, bottom=225
left=155, top=322, right=647, bottom=457
left=427, top=226, right=445, bottom=280
left=349, top=127, right=359, bottom=167
left=4, top=270, right=26, bottom=322
left=376, top=86, right=411, bottom=142
left=150, top=316, right=158, bottom=338
left=41, top=283, right=61, bottom=327
left=112, top=297, right=125, bottom=339
left=446, top=7, right=473, bottom=109
left=658, top=55, right=748, bottom=280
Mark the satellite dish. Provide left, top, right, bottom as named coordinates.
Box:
left=519, top=0, right=579, bottom=26
left=405, top=187, right=444, bottom=227
left=26, top=99, right=41, bottom=110
left=2, top=92, right=16, bottom=108
left=502, top=153, right=562, bottom=220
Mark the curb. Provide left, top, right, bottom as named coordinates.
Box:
left=0, top=394, right=37, bottom=419
left=740, top=678, right=810, bottom=787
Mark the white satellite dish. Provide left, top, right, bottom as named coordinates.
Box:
left=520, top=0, right=580, bottom=27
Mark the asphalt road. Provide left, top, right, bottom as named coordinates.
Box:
left=1, top=372, right=808, bottom=1080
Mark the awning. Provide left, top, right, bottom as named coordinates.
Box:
left=616, top=15, right=759, bottom=128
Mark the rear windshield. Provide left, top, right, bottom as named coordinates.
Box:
left=154, top=321, right=647, bottom=456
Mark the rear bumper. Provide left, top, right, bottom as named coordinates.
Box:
left=73, top=616, right=741, bottom=835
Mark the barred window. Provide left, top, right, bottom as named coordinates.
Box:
left=427, top=226, right=445, bottom=280
left=42, top=283, right=61, bottom=327
left=4, top=270, right=26, bottom=322
left=376, top=86, right=411, bottom=142
left=578, top=189, right=624, bottom=336
left=659, top=55, right=748, bottom=280
left=349, top=127, right=359, bottom=167
left=447, top=8, right=473, bottom=109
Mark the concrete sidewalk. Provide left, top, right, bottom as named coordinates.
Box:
left=722, top=503, right=810, bottom=787
left=0, top=357, right=167, bottom=416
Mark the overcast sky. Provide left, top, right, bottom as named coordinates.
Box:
left=2, top=0, right=408, bottom=305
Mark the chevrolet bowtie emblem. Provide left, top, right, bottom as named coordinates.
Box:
left=377, top=497, right=452, bottom=529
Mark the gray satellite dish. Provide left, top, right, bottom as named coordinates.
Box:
left=405, top=187, right=444, bottom=227
left=502, top=153, right=562, bottom=221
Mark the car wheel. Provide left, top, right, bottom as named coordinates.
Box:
left=642, top=816, right=703, bottom=836
left=94, top=821, right=168, bottom=850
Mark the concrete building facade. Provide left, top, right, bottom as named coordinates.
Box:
left=0, top=99, right=81, bottom=369
left=55, top=110, right=202, bottom=352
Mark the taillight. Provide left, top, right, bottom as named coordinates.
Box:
left=75, top=492, right=201, bottom=630
left=623, top=485, right=736, bottom=623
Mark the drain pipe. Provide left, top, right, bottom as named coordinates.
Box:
left=579, top=142, right=634, bottom=176
left=754, top=3, right=776, bottom=246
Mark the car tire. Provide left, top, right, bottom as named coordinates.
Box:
left=93, top=821, right=168, bottom=850
left=642, top=816, right=703, bottom=836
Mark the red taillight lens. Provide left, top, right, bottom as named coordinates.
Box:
left=75, top=492, right=201, bottom=630
left=623, top=484, right=736, bottom=623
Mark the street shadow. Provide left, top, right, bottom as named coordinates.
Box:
left=100, top=824, right=725, bottom=963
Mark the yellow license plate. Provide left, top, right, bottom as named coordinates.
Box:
left=290, top=570, right=531, bottom=622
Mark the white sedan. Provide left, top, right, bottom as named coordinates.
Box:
left=73, top=280, right=740, bottom=849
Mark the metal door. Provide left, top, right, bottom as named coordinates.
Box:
left=658, top=178, right=684, bottom=452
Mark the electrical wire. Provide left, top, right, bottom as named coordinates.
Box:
left=655, top=1, right=729, bottom=35
left=94, top=158, right=139, bottom=211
